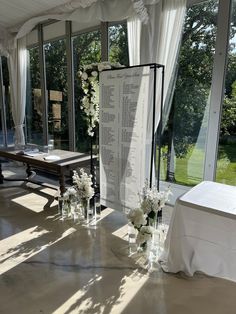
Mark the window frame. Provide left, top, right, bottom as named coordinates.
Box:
left=23, top=0, right=233, bottom=203
left=160, top=0, right=232, bottom=203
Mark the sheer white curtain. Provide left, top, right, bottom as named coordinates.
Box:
left=127, top=16, right=141, bottom=65
left=8, top=36, right=27, bottom=147
left=140, top=0, right=186, bottom=127
left=127, top=0, right=186, bottom=183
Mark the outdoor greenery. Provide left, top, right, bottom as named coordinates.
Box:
left=1, top=57, right=14, bottom=143
left=26, top=24, right=128, bottom=152
left=162, top=0, right=236, bottom=186
left=24, top=6, right=236, bottom=186
left=73, top=30, right=101, bottom=152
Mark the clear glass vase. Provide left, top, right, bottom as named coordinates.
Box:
left=62, top=200, right=70, bottom=220
left=81, top=199, right=90, bottom=223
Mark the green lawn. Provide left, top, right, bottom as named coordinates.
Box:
left=216, top=144, right=236, bottom=185
left=160, top=143, right=236, bottom=186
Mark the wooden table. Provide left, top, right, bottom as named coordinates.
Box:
left=0, top=149, right=91, bottom=196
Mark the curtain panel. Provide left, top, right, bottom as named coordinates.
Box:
left=127, top=0, right=186, bottom=183
left=8, top=37, right=27, bottom=147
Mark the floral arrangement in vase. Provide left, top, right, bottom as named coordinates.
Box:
left=61, top=186, right=78, bottom=219
left=78, top=61, right=123, bottom=136
left=127, top=181, right=171, bottom=249
left=61, top=168, right=94, bottom=221
left=72, top=168, right=94, bottom=206
left=63, top=186, right=77, bottom=204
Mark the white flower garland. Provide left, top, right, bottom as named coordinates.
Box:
left=79, top=62, right=123, bottom=136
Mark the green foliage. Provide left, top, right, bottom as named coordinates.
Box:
left=169, top=0, right=218, bottom=158
left=164, top=0, right=236, bottom=185
left=165, top=0, right=236, bottom=154
left=109, top=24, right=129, bottom=66
left=26, top=23, right=129, bottom=151
left=221, top=82, right=236, bottom=136
left=73, top=30, right=101, bottom=152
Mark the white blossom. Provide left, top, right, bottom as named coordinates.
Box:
left=136, top=226, right=153, bottom=245
left=81, top=72, right=88, bottom=80
left=79, top=62, right=123, bottom=136
left=127, top=181, right=172, bottom=246
left=72, top=168, right=94, bottom=201
left=127, top=208, right=147, bottom=228
left=91, top=70, right=98, bottom=77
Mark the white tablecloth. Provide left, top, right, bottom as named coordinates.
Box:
left=159, top=181, right=236, bottom=282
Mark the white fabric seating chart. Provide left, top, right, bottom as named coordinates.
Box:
left=159, top=181, right=236, bottom=282
left=99, top=66, right=151, bottom=212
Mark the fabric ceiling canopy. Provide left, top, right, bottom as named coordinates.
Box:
left=0, top=0, right=74, bottom=30
left=0, top=0, right=158, bottom=55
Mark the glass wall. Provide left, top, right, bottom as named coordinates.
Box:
left=216, top=0, right=236, bottom=185
left=26, top=47, right=43, bottom=145
left=1, top=57, right=14, bottom=146
left=160, top=0, right=219, bottom=186
left=73, top=29, right=101, bottom=152
left=44, top=39, right=69, bottom=150
left=109, top=23, right=129, bottom=66
left=0, top=59, right=3, bottom=147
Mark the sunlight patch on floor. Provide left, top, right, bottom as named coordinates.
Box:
left=110, top=270, right=149, bottom=313
left=112, top=224, right=129, bottom=241
left=52, top=275, right=103, bottom=314
left=52, top=270, right=148, bottom=314
left=0, top=226, right=76, bottom=275
left=12, top=192, right=56, bottom=212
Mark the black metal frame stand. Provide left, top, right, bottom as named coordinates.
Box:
left=90, top=63, right=164, bottom=198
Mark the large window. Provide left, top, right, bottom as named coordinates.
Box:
left=26, top=46, right=43, bottom=145
left=160, top=0, right=219, bottom=186
left=44, top=39, right=68, bottom=150
left=73, top=29, right=101, bottom=152
left=216, top=0, right=236, bottom=185
left=25, top=22, right=129, bottom=153
left=109, top=23, right=129, bottom=66
left=1, top=57, right=14, bottom=146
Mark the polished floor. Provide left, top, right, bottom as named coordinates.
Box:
left=1, top=164, right=236, bottom=314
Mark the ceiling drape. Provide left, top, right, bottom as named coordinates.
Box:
left=1, top=0, right=152, bottom=146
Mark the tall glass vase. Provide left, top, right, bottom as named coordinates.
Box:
left=62, top=200, right=70, bottom=220
left=81, top=198, right=90, bottom=223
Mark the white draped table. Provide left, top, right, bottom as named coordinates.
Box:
left=159, top=181, right=236, bottom=282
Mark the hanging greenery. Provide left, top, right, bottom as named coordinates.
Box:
left=78, top=61, right=123, bottom=136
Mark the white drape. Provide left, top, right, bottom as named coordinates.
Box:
left=155, top=0, right=186, bottom=128
left=15, top=0, right=148, bottom=40
left=127, top=16, right=141, bottom=65
left=127, top=0, right=186, bottom=183
left=131, top=0, right=186, bottom=127
left=8, top=37, right=27, bottom=147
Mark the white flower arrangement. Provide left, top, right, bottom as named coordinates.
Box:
left=139, top=181, right=172, bottom=219
left=63, top=186, right=77, bottom=201
left=127, top=181, right=171, bottom=246
left=79, top=62, right=123, bottom=136
left=136, top=226, right=153, bottom=246
left=72, top=168, right=94, bottom=201
left=62, top=186, right=78, bottom=218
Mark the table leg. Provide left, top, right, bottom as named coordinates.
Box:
left=26, top=164, right=32, bottom=178
left=59, top=172, right=66, bottom=196
left=0, top=163, right=4, bottom=184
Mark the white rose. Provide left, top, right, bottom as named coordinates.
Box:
left=82, top=72, right=88, bottom=80
left=91, top=71, right=98, bottom=77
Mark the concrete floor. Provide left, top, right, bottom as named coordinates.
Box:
left=0, top=164, right=236, bottom=314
